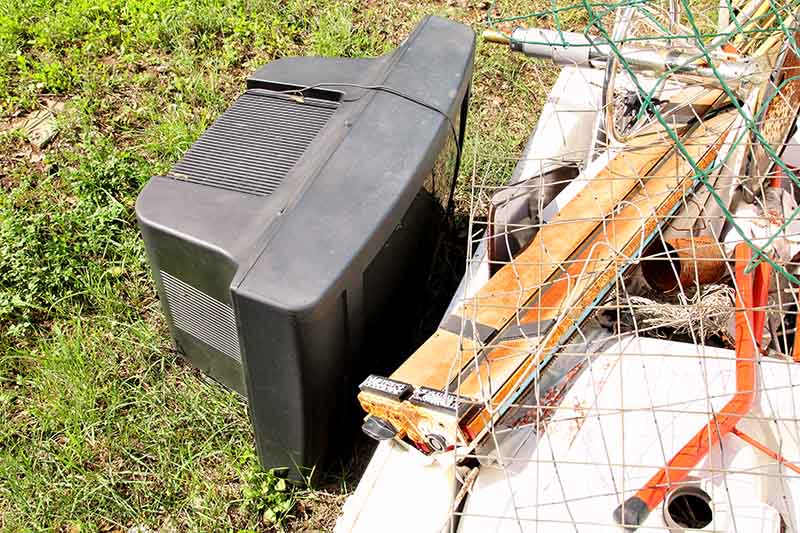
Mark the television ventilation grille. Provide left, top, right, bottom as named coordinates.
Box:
left=160, top=271, right=241, bottom=361
left=169, top=91, right=337, bottom=196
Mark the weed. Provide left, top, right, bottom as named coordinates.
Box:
left=0, top=0, right=551, bottom=530
left=240, top=452, right=295, bottom=526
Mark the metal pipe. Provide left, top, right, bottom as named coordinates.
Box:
left=715, top=0, right=769, bottom=50
left=731, top=427, right=800, bottom=475
left=614, top=243, right=770, bottom=529
left=641, top=236, right=727, bottom=293
left=502, top=27, right=762, bottom=93
left=481, top=29, right=510, bottom=46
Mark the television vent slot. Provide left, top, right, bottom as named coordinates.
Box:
left=169, top=91, right=337, bottom=196
left=160, top=271, right=241, bottom=361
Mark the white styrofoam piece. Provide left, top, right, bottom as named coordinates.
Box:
left=441, top=240, right=489, bottom=324
left=458, top=337, right=800, bottom=532
left=334, top=441, right=457, bottom=533
left=513, top=66, right=602, bottom=183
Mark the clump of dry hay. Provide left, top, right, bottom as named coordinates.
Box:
left=606, top=284, right=736, bottom=340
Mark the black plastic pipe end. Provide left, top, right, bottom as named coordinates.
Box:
left=613, top=496, right=650, bottom=531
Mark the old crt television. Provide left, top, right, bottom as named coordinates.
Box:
left=136, top=16, right=475, bottom=471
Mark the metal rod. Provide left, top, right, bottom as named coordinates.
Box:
left=483, top=27, right=763, bottom=93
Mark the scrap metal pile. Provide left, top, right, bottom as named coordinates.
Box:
left=341, top=1, right=800, bottom=532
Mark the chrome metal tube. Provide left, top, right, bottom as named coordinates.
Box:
left=510, top=27, right=762, bottom=92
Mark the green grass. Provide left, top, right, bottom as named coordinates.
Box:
left=0, top=0, right=545, bottom=530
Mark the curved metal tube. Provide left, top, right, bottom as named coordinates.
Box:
left=614, top=243, right=771, bottom=529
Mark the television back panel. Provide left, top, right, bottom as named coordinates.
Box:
left=136, top=15, right=475, bottom=472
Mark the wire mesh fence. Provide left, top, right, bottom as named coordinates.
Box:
left=450, top=1, right=800, bottom=531
left=348, top=1, right=800, bottom=531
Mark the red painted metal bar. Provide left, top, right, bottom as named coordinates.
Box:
left=614, top=243, right=772, bottom=529
left=731, top=427, right=800, bottom=476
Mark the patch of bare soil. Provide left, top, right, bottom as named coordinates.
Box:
left=1, top=98, right=68, bottom=184
left=287, top=492, right=348, bottom=532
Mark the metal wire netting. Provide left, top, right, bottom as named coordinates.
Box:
left=484, top=0, right=800, bottom=281
left=344, top=3, right=800, bottom=532
left=450, top=1, right=800, bottom=531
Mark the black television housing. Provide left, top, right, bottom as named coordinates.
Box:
left=136, top=16, right=475, bottom=471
